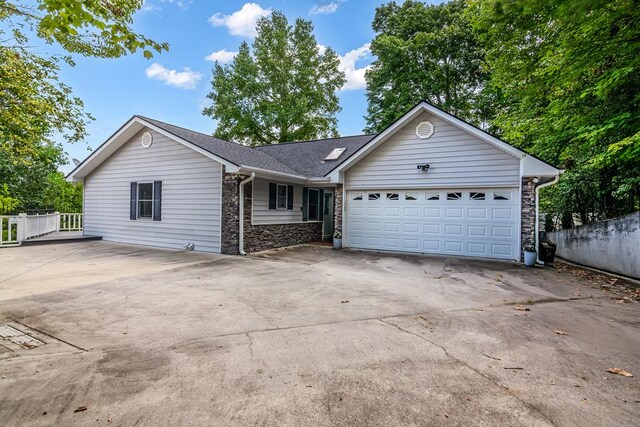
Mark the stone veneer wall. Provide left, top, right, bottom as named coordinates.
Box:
left=220, top=172, right=322, bottom=254
left=220, top=170, right=247, bottom=255
left=520, top=177, right=537, bottom=259
left=242, top=180, right=322, bottom=252
left=334, top=183, right=343, bottom=235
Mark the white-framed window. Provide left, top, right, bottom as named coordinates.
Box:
left=493, top=191, right=511, bottom=201
left=276, top=184, right=288, bottom=209
left=426, top=191, right=440, bottom=201
left=137, top=182, right=154, bottom=219
left=404, top=192, right=418, bottom=201
left=368, top=192, right=380, bottom=200
left=386, top=192, right=399, bottom=200
left=470, top=192, right=486, bottom=201
left=447, top=192, right=462, bottom=200
left=351, top=192, right=363, bottom=201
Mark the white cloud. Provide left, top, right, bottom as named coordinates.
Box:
left=317, top=44, right=327, bottom=55
left=309, top=0, right=345, bottom=15
left=141, top=1, right=160, bottom=13
left=205, top=49, right=238, bottom=64
left=309, top=2, right=341, bottom=16
left=160, top=0, right=191, bottom=8
left=208, top=3, right=272, bottom=38
left=338, top=43, right=371, bottom=91
left=145, top=63, right=202, bottom=89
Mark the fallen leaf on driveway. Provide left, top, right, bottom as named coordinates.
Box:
left=555, top=330, right=568, bottom=335
left=73, top=406, right=87, bottom=413
left=341, top=300, right=349, bottom=304
left=513, top=305, right=530, bottom=311
left=607, top=368, right=633, bottom=377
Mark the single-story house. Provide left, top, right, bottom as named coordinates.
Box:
left=68, top=101, right=561, bottom=261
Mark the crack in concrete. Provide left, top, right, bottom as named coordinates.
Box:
left=377, top=318, right=558, bottom=427
left=246, top=333, right=254, bottom=358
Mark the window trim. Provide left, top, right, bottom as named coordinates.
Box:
left=137, top=182, right=154, bottom=220
left=276, top=183, right=288, bottom=210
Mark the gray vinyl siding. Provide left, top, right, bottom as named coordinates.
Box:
left=346, top=112, right=520, bottom=189
left=84, top=128, right=222, bottom=253
left=251, top=178, right=306, bottom=224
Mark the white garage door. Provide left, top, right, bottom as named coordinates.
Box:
left=345, top=189, right=519, bottom=260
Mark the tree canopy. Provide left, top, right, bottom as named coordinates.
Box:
left=0, top=0, right=167, bottom=212
left=468, top=0, right=639, bottom=224
left=203, top=11, right=345, bottom=145
left=364, top=0, right=489, bottom=133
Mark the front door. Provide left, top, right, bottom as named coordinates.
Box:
left=322, top=192, right=334, bottom=240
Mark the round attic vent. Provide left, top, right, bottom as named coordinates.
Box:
left=141, top=131, right=153, bottom=148
left=415, top=121, right=435, bottom=139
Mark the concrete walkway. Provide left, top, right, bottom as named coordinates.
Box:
left=0, top=242, right=638, bottom=426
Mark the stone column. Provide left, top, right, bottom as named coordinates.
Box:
left=520, top=177, right=537, bottom=260
left=334, top=183, right=343, bottom=235
left=220, top=169, right=249, bottom=255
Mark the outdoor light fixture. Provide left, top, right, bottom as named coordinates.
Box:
left=417, top=163, right=430, bottom=171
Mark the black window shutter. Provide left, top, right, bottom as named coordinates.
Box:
left=302, top=187, right=309, bottom=221
left=130, top=182, right=137, bottom=220
left=318, top=189, right=325, bottom=221
left=287, top=185, right=294, bottom=210
left=153, top=181, right=162, bottom=221
left=268, top=183, right=277, bottom=209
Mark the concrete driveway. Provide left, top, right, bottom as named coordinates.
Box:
left=0, top=242, right=638, bottom=426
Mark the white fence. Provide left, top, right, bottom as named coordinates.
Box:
left=0, top=212, right=83, bottom=247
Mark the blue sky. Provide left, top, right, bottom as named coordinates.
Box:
left=56, top=0, right=400, bottom=172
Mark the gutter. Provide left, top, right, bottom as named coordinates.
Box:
left=535, top=174, right=561, bottom=265
left=238, top=172, right=255, bottom=255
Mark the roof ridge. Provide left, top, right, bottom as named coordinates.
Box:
left=136, top=115, right=234, bottom=144
left=256, top=133, right=377, bottom=148
left=137, top=115, right=305, bottom=176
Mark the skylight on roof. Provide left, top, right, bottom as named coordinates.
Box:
left=325, top=147, right=346, bottom=161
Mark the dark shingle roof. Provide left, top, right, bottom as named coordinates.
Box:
left=255, top=134, right=375, bottom=177
left=137, top=116, right=302, bottom=176
left=138, top=115, right=375, bottom=178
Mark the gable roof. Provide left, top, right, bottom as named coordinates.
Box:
left=255, top=134, right=375, bottom=177
left=68, top=114, right=375, bottom=182
left=137, top=116, right=302, bottom=177
left=328, top=101, right=561, bottom=178
left=68, top=101, right=560, bottom=183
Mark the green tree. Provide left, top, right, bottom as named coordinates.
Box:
left=364, top=0, right=490, bottom=133
left=0, top=0, right=167, bottom=210
left=468, top=0, right=640, bottom=225
left=203, top=11, right=345, bottom=145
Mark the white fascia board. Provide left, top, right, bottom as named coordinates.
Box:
left=67, top=117, right=143, bottom=182
left=522, top=155, right=561, bottom=177
left=238, top=165, right=308, bottom=183
left=420, top=102, right=525, bottom=160
left=137, top=118, right=239, bottom=172
left=331, top=103, right=427, bottom=175
left=330, top=102, right=538, bottom=177
left=67, top=117, right=240, bottom=181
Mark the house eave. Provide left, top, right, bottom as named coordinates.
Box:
left=67, top=116, right=240, bottom=182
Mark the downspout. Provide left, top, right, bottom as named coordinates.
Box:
left=238, top=172, right=255, bottom=255
left=535, top=174, right=560, bottom=265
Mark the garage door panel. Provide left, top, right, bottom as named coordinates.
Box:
left=404, top=207, right=420, bottom=217
left=468, top=208, right=487, bottom=219
left=444, top=241, right=463, bottom=253
left=468, top=225, right=487, bottom=237
left=423, top=240, right=440, bottom=251
left=424, top=208, right=441, bottom=218
left=346, top=188, right=518, bottom=260
left=445, top=208, right=463, bottom=219
left=424, top=224, right=440, bottom=234
left=467, top=242, right=488, bottom=255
